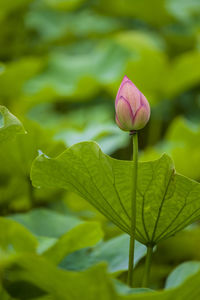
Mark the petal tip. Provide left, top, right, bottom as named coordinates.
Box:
left=122, top=75, right=130, bottom=81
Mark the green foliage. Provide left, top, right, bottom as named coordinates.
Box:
left=9, top=208, right=147, bottom=275
left=141, top=117, right=200, bottom=180
left=10, top=208, right=81, bottom=238
left=44, top=0, right=86, bottom=11
left=96, top=0, right=173, bottom=26
left=0, top=106, right=25, bottom=143
left=0, top=0, right=32, bottom=22
left=164, top=51, right=200, bottom=98
left=165, top=261, right=200, bottom=289
left=28, top=102, right=130, bottom=155
left=0, top=217, right=37, bottom=253
left=31, top=141, right=200, bottom=245
left=43, top=222, right=103, bottom=264
left=0, top=121, right=65, bottom=212
left=2, top=253, right=200, bottom=299
left=158, top=226, right=200, bottom=263
left=25, top=41, right=128, bottom=101
left=60, top=234, right=147, bottom=274
left=0, top=58, right=42, bottom=105
left=26, top=6, right=121, bottom=41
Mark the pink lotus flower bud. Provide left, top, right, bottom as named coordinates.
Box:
left=115, top=76, right=150, bottom=131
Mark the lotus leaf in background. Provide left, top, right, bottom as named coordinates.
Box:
left=9, top=208, right=147, bottom=273
left=60, top=234, right=147, bottom=274
left=0, top=121, right=65, bottom=213
left=0, top=106, right=25, bottom=144
left=2, top=252, right=200, bottom=300
left=141, top=117, right=200, bottom=180
left=165, top=261, right=200, bottom=289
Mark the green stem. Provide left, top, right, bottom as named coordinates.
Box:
left=142, top=245, right=153, bottom=287
left=127, top=132, right=138, bottom=287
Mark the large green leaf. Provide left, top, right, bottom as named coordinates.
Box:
left=0, top=106, right=25, bottom=144
left=31, top=141, right=200, bottom=245
left=43, top=222, right=103, bottom=264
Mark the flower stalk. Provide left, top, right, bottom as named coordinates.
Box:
left=127, top=131, right=138, bottom=287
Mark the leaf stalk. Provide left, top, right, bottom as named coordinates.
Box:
left=142, top=245, right=153, bottom=287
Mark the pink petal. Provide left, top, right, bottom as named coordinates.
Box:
left=115, top=115, right=125, bottom=131
left=140, top=93, right=151, bottom=116
left=116, top=96, right=134, bottom=131
left=117, top=80, right=141, bottom=114
left=115, top=75, right=129, bottom=109
left=132, top=105, right=150, bottom=130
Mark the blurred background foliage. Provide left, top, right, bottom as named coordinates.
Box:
left=0, top=0, right=200, bottom=294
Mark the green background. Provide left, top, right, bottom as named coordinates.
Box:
left=0, top=0, right=200, bottom=298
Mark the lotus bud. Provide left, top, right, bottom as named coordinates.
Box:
left=115, top=76, right=150, bottom=132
